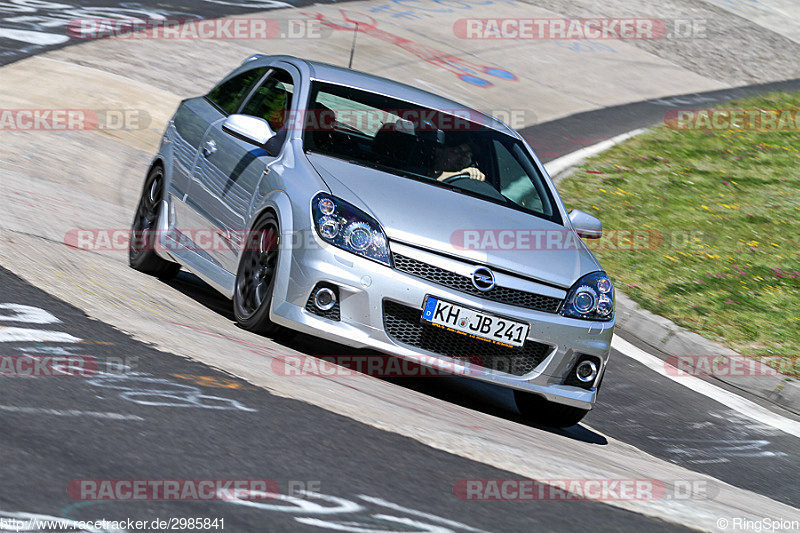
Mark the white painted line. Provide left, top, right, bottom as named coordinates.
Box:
left=544, top=128, right=647, bottom=178
left=0, top=303, right=59, bottom=324
left=0, top=405, right=143, bottom=421
left=358, top=495, right=491, bottom=533
left=0, top=28, right=68, bottom=45
left=0, top=327, right=80, bottom=343
left=612, top=336, right=800, bottom=439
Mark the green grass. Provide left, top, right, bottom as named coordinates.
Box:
left=558, top=91, right=800, bottom=373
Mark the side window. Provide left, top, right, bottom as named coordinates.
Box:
left=495, top=140, right=527, bottom=185
left=494, top=140, right=546, bottom=214
left=206, top=67, right=268, bottom=115
left=240, top=69, right=294, bottom=132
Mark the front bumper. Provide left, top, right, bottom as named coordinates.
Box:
left=269, top=237, right=614, bottom=410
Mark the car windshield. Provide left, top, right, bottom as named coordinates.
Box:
left=302, top=81, right=561, bottom=223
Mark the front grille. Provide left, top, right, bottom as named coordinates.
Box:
left=392, top=253, right=562, bottom=314
left=383, top=300, right=551, bottom=377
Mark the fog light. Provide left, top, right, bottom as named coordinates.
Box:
left=313, top=287, right=337, bottom=311
left=576, top=360, right=598, bottom=383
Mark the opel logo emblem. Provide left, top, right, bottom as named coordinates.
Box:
left=472, top=267, right=496, bottom=291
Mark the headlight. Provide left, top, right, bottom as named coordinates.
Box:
left=312, top=193, right=391, bottom=266
left=561, top=271, right=614, bottom=321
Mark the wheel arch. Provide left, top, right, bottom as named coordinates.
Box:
left=241, top=191, right=295, bottom=318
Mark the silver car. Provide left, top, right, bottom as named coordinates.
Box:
left=130, top=54, right=614, bottom=427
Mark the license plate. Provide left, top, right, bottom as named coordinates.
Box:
left=421, top=296, right=529, bottom=348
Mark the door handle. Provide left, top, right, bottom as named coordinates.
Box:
left=202, top=139, right=217, bottom=157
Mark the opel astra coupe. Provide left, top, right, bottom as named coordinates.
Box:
left=129, top=54, right=614, bottom=427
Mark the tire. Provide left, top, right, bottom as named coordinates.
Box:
left=514, top=390, right=589, bottom=428
left=129, top=165, right=182, bottom=280
left=233, top=213, right=284, bottom=336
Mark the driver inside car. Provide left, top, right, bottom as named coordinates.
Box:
left=433, top=139, right=485, bottom=182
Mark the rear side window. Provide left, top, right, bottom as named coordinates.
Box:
left=205, top=67, right=267, bottom=115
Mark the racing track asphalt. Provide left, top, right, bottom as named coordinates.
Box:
left=169, top=269, right=800, bottom=510
left=0, top=0, right=345, bottom=66
left=521, top=77, right=800, bottom=162
left=0, top=266, right=689, bottom=532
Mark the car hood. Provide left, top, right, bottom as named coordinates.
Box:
left=307, top=153, right=602, bottom=289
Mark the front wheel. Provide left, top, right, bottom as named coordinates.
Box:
left=233, top=213, right=283, bottom=335
left=514, top=390, right=589, bottom=428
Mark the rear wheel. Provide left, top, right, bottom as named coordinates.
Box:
left=514, top=390, right=589, bottom=428
left=129, top=165, right=181, bottom=280
left=233, top=213, right=283, bottom=336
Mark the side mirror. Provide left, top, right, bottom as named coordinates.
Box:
left=222, top=114, right=275, bottom=147
left=569, top=209, right=603, bottom=239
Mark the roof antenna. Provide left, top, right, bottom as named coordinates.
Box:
left=347, top=23, right=359, bottom=69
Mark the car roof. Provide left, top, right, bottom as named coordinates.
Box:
left=245, top=54, right=517, bottom=136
